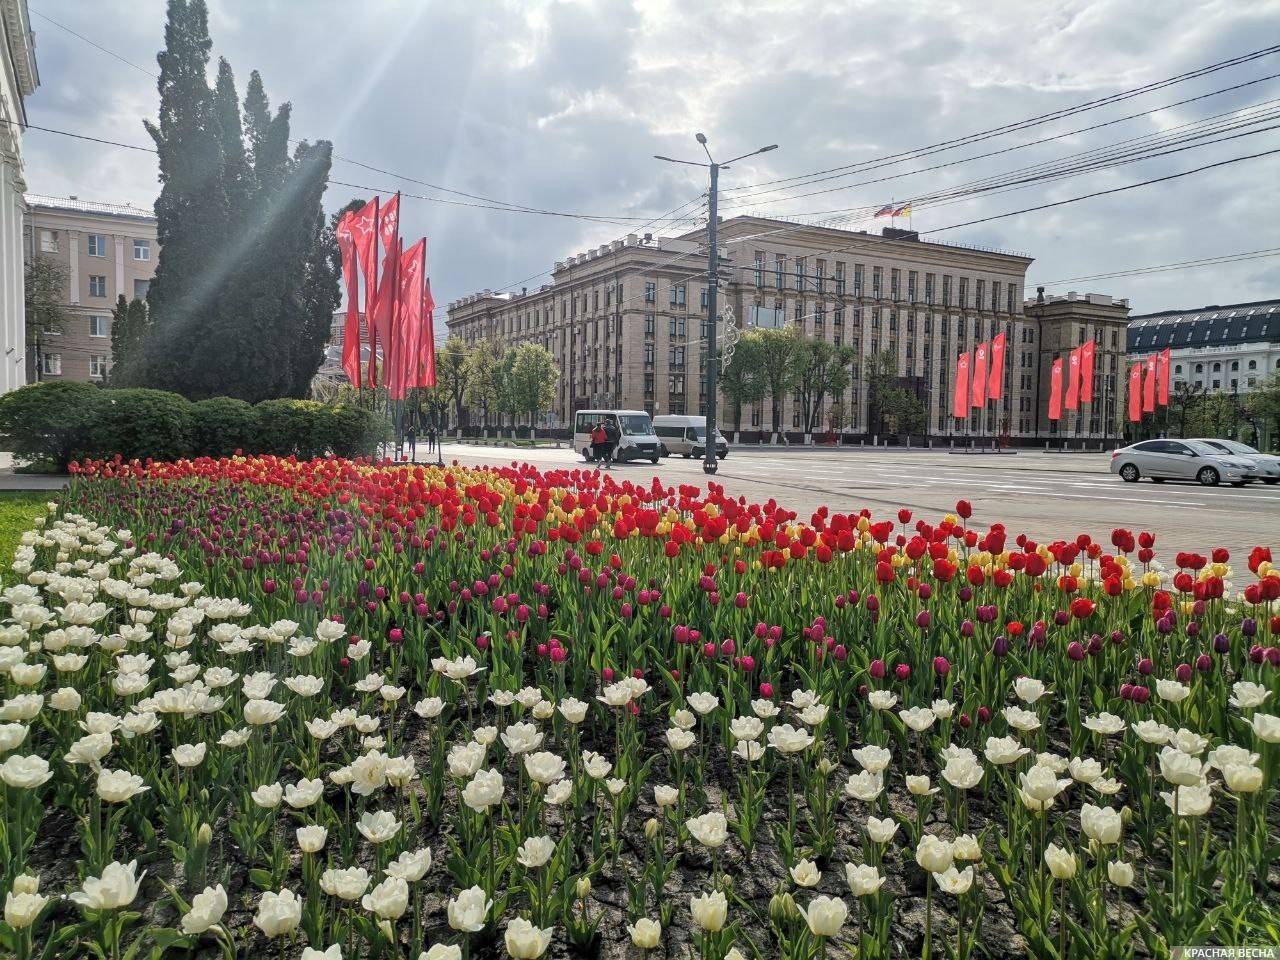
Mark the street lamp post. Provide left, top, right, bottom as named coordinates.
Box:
left=656, top=135, right=777, bottom=475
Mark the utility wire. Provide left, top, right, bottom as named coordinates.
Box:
left=1034, top=248, right=1280, bottom=286
left=723, top=43, right=1280, bottom=193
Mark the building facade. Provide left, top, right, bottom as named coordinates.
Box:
left=1, top=0, right=38, bottom=392
left=1025, top=289, right=1132, bottom=442
left=448, top=216, right=1088, bottom=442
left=22, top=195, right=158, bottom=383
left=1126, top=299, right=1279, bottom=397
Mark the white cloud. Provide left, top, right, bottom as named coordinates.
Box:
left=19, top=0, right=1280, bottom=314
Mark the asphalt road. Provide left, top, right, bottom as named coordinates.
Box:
left=428, top=443, right=1280, bottom=562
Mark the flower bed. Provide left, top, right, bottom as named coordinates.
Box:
left=1, top=455, right=1278, bottom=959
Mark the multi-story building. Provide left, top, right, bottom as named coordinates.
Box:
left=1, top=0, right=39, bottom=393
left=22, top=194, right=158, bottom=383
left=449, top=215, right=1062, bottom=441
left=1126, top=298, right=1279, bottom=397
left=1024, top=288, right=1132, bottom=442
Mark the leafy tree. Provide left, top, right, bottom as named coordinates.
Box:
left=720, top=332, right=765, bottom=440
left=463, top=339, right=504, bottom=434
left=108, top=296, right=150, bottom=386
left=1167, top=381, right=1206, bottom=438
left=24, top=254, right=69, bottom=375
left=507, top=343, right=559, bottom=435
left=140, top=0, right=335, bottom=402
left=793, top=337, right=854, bottom=437
left=864, top=349, right=900, bottom=437
left=755, top=327, right=800, bottom=443
left=436, top=337, right=469, bottom=435
left=878, top=387, right=926, bottom=435
left=1243, top=373, right=1280, bottom=450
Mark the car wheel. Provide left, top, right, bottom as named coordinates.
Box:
left=1118, top=463, right=1140, bottom=483
left=1197, top=466, right=1220, bottom=486
left=1231, top=480, right=1246, bottom=487
left=1152, top=478, right=1165, bottom=483
left=683, top=452, right=691, bottom=459
left=650, top=456, right=659, bottom=464
left=719, top=451, right=728, bottom=460
left=1265, top=478, right=1278, bottom=485
left=659, top=444, right=668, bottom=457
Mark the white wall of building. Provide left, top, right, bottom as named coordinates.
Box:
left=0, top=0, right=39, bottom=393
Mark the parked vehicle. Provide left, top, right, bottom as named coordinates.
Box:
left=1190, top=438, right=1280, bottom=485
left=572, top=409, right=661, bottom=463
left=653, top=415, right=729, bottom=460
left=1110, top=438, right=1254, bottom=487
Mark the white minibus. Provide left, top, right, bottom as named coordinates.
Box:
left=572, top=410, right=661, bottom=464
left=652, top=415, right=728, bottom=460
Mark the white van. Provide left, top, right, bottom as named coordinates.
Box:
left=653, top=415, right=729, bottom=460
left=573, top=410, right=661, bottom=464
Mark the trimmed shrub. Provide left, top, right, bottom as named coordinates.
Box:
left=0, top=381, right=105, bottom=470
left=191, top=397, right=257, bottom=457
left=94, top=389, right=195, bottom=463
left=254, top=399, right=326, bottom=458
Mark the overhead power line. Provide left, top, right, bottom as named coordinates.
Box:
left=723, top=42, right=1280, bottom=194
left=1034, top=248, right=1280, bottom=286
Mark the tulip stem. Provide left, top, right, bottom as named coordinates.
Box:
left=923, top=873, right=932, bottom=960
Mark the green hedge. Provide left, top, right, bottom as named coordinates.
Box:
left=0, top=382, right=385, bottom=470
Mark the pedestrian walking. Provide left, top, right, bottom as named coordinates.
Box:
left=406, top=425, right=417, bottom=460
left=590, top=420, right=608, bottom=468
left=428, top=427, right=437, bottom=453
left=603, top=417, right=620, bottom=469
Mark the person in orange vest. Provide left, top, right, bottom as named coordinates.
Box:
left=590, top=421, right=609, bottom=468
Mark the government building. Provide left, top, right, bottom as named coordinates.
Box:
left=447, top=215, right=1129, bottom=444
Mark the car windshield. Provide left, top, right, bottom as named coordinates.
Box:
left=1223, top=440, right=1259, bottom=454
left=1185, top=440, right=1227, bottom=456
left=618, top=415, right=652, bottom=436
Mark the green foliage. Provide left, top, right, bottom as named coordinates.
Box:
left=108, top=296, right=150, bottom=386
left=0, top=492, right=49, bottom=567
left=0, top=382, right=382, bottom=468
left=792, top=338, right=854, bottom=434
left=140, top=0, right=336, bottom=403
left=464, top=339, right=505, bottom=429
left=0, top=381, right=104, bottom=470
left=754, top=328, right=801, bottom=440
left=190, top=397, right=257, bottom=456
left=721, top=333, right=766, bottom=433
left=437, top=337, right=470, bottom=431
left=24, top=254, right=70, bottom=344
left=507, top=343, right=560, bottom=427
left=94, top=389, right=195, bottom=462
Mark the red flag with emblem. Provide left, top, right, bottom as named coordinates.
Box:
left=971, top=342, right=988, bottom=406
left=1157, top=347, right=1171, bottom=405
left=1048, top=358, right=1064, bottom=420
left=953, top=352, right=970, bottom=418
left=416, top=278, right=437, bottom=388
left=1080, top=340, right=1096, bottom=403
left=987, top=331, right=1006, bottom=400
left=1143, top=354, right=1157, bottom=413
left=390, top=238, right=426, bottom=399
left=1128, top=361, right=1142, bottom=422
left=1065, top=347, right=1081, bottom=410
left=346, top=198, right=380, bottom=387
left=368, top=194, right=401, bottom=387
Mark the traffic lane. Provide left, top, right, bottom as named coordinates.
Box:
left=436, top=445, right=1278, bottom=558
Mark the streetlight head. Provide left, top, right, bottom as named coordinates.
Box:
left=759, top=144, right=779, bottom=153
left=695, top=133, right=708, bottom=145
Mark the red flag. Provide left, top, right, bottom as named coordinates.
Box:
left=1048, top=358, right=1063, bottom=420
left=971, top=342, right=988, bottom=406
left=335, top=212, right=362, bottom=385
left=988, top=332, right=1006, bottom=400
left=1157, top=347, right=1171, bottom=405
left=1064, top=347, right=1081, bottom=411
left=369, top=195, right=402, bottom=387
left=346, top=198, right=380, bottom=387
left=390, top=239, right=426, bottom=399
left=1128, top=362, right=1142, bottom=422
left=953, top=352, right=970, bottom=418
left=417, top=278, right=437, bottom=388
left=1143, top=354, right=1157, bottom=413
left=1080, top=340, right=1096, bottom=404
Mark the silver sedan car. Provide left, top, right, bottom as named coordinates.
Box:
left=1190, top=438, right=1280, bottom=485
left=1110, top=438, right=1255, bottom=487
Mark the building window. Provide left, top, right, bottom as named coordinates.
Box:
left=645, top=281, right=656, bottom=303
left=39, top=230, right=57, bottom=253
left=133, top=239, right=151, bottom=261
left=89, top=315, right=109, bottom=338
left=924, top=274, right=934, bottom=305
left=907, top=271, right=917, bottom=303
left=794, top=258, right=805, bottom=291
left=89, top=355, right=108, bottom=379
left=88, top=234, right=107, bottom=257
left=1007, top=285, right=1016, bottom=314
left=775, top=255, right=786, bottom=288
left=700, top=287, right=708, bottom=310
left=958, top=278, right=968, bottom=308
left=1248, top=359, right=1257, bottom=370
left=975, top=280, right=985, bottom=311
left=644, top=313, right=655, bottom=336
left=89, top=275, right=107, bottom=298
left=816, top=260, right=826, bottom=293
left=872, top=267, right=882, bottom=300
left=835, top=262, right=845, bottom=295
left=942, top=275, right=952, bottom=307
left=890, top=269, right=900, bottom=301
left=644, top=344, right=654, bottom=367
left=853, top=264, right=863, bottom=297
left=754, top=251, right=765, bottom=286
left=991, top=281, right=1001, bottom=313
left=670, top=284, right=686, bottom=307
left=41, top=354, right=62, bottom=377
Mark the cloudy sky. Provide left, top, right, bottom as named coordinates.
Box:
left=21, top=0, right=1280, bottom=316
